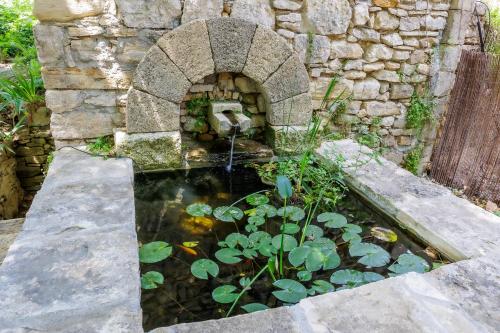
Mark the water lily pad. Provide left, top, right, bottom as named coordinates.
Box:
left=276, top=175, right=293, bottom=199
left=248, top=231, right=272, bottom=244
left=241, top=303, right=269, bottom=313
left=215, top=248, right=243, bottom=264
left=343, top=223, right=362, bottom=234
left=304, top=225, right=324, bottom=239
left=141, top=271, right=164, bottom=290
left=371, top=227, right=398, bottom=242
left=297, top=270, right=312, bottom=281
left=349, top=242, right=390, bottom=267
left=245, top=224, right=257, bottom=232
left=213, top=206, right=244, bottom=222
left=139, top=241, right=172, bottom=264
left=191, top=259, right=219, bottom=280
left=280, top=223, right=301, bottom=234
left=242, top=248, right=258, bottom=259
left=304, top=237, right=336, bottom=250
left=212, top=285, right=239, bottom=304
left=248, top=215, right=265, bottom=226
left=272, top=279, right=307, bottom=304
left=311, top=280, right=335, bottom=294
left=225, top=233, right=249, bottom=248
left=289, top=246, right=311, bottom=267
left=330, top=269, right=364, bottom=284
left=255, top=204, right=277, bottom=218
left=363, top=272, right=385, bottom=282
left=246, top=193, right=269, bottom=206
left=186, top=203, right=212, bottom=217
left=271, top=234, right=298, bottom=252
left=317, top=212, right=347, bottom=228
left=389, top=253, right=430, bottom=274
left=239, top=277, right=251, bottom=288
left=342, top=231, right=362, bottom=243
left=277, top=206, right=305, bottom=222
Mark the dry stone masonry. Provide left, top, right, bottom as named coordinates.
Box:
left=33, top=0, right=478, bottom=168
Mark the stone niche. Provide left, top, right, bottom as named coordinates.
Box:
left=116, top=18, right=313, bottom=170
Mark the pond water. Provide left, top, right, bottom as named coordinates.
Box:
left=135, top=166, right=434, bottom=331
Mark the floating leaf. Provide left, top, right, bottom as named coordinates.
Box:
left=304, top=225, right=324, bottom=239
left=141, top=271, right=164, bottom=290
left=317, top=212, right=347, bottom=228
left=239, top=277, right=251, bottom=288
left=271, top=234, right=298, bottom=252
left=342, top=231, right=362, bottom=243
left=323, top=251, right=341, bottom=270
left=212, top=285, right=239, bottom=304
left=248, top=215, right=265, bottom=226
left=330, top=269, right=364, bottom=285
left=349, top=242, right=391, bottom=267
left=297, top=271, right=312, bottom=281
left=343, top=223, right=362, bottom=234
left=304, top=237, right=336, bottom=250
left=255, top=204, right=277, bottom=218
left=246, top=193, right=269, bottom=206
left=389, top=253, right=430, bottom=274
left=258, top=242, right=276, bottom=257
left=363, top=272, right=385, bottom=282
left=213, top=206, right=244, bottom=222
left=288, top=246, right=311, bottom=267
left=182, top=241, right=199, bottom=248
left=139, top=241, right=173, bottom=263
left=186, top=203, right=212, bottom=217
left=245, top=224, right=258, bottom=233
left=277, top=206, right=305, bottom=222
left=242, top=248, right=258, bottom=259
left=280, top=223, right=300, bottom=234
left=272, top=279, right=307, bottom=304
left=241, top=303, right=269, bottom=313
left=370, top=227, right=398, bottom=242
left=215, top=248, right=243, bottom=264
left=191, top=259, right=219, bottom=280
left=311, top=280, right=335, bottom=294
left=276, top=175, right=293, bottom=199
left=248, top=231, right=272, bottom=244
left=225, top=233, right=249, bottom=248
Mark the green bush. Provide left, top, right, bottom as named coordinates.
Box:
left=403, top=145, right=423, bottom=175
left=0, top=0, right=36, bottom=63
left=406, top=92, right=433, bottom=132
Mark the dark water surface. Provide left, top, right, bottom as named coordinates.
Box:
left=135, top=166, right=431, bottom=331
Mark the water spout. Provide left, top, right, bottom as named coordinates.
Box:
left=225, top=124, right=239, bottom=173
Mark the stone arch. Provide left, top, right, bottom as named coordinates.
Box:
left=126, top=17, right=312, bottom=134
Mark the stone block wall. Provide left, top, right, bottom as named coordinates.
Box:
left=33, top=0, right=479, bottom=165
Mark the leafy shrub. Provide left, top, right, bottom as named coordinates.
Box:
left=0, top=0, right=36, bottom=63
left=406, top=92, right=434, bottom=132
left=87, top=136, right=114, bottom=155
left=403, top=145, right=423, bottom=175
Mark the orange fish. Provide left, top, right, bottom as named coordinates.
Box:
left=176, top=244, right=198, bottom=256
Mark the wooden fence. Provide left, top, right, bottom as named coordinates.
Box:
left=431, top=50, right=500, bottom=203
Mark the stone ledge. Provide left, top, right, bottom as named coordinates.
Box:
left=315, top=140, right=500, bottom=261
left=0, top=149, right=142, bottom=332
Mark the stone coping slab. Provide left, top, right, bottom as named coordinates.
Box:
left=0, top=149, right=142, bottom=332
left=316, top=140, right=500, bottom=261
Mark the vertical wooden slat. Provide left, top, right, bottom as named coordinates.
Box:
left=430, top=51, right=500, bottom=203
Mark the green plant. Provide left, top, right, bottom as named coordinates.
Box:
left=0, top=62, right=44, bottom=111
left=403, top=144, right=423, bottom=175
left=186, top=97, right=210, bottom=117
left=0, top=0, right=37, bottom=63
left=356, top=117, right=383, bottom=150
left=87, top=136, right=114, bottom=155
left=406, top=92, right=434, bottom=133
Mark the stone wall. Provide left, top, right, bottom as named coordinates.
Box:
left=33, top=0, right=479, bottom=165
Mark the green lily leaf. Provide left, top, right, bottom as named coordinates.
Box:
left=371, top=227, right=398, bottom=242
left=317, top=212, right=347, bottom=228
left=288, top=246, right=311, bottom=267
left=271, top=234, right=298, bottom=252
left=246, top=193, right=269, bottom=206
left=363, top=272, right=385, bottom=282
left=212, top=285, right=239, bottom=304
left=139, top=241, right=173, bottom=264
left=241, top=303, right=269, bottom=313
left=280, top=223, right=301, bottom=234
left=304, top=237, right=336, bottom=250
left=215, top=248, right=243, bottom=264
left=239, top=277, right=251, bottom=288
left=389, top=253, right=430, bottom=274
left=255, top=204, right=277, bottom=218
left=342, top=231, right=362, bottom=243
left=141, top=271, right=164, bottom=290
left=245, top=224, right=258, bottom=232
left=343, top=223, right=362, bottom=234
left=349, top=242, right=390, bottom=267
left=297, top=270, right=312, bottom=281
left=258, top=242, right=276, bottom=257
left=323, top=251, right=341, bottom=270
left=248, top=215, right=265, bottom=226
left=311, top=280, right=335, bottom=294
left=272, top=279, right=307, bottom=304
left=330, top=269, right=364, bottom=284
left=248, top=231, right=272, bottom=244
left=276, top=175, right=293, bottom=199
left=304, top=225, right=324, bottom=239
left=242, top=248, right=258, bottom=259
left=191, top=259, right=219, bottom=280
left=277, top=206, right=305, bottom=222
left=225, top=233, right=249, bottom=248
left=213, top=206, right=244, bottom=222
left=186, top=203, right=212, bottom=217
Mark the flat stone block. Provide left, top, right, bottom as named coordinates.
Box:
left=115, top=0, right=181, bottom=29
left=133, top=45, right=191, bottom=103
left=181, top=0, right=223, bottom=24
left=243, top=26, right=292, bottom=83
left=207, top=18, right=257, bottom=73
left=33, top=0, right=104, bottom=22
left=263, top=55, right=310, bottom=103
left=126, top=89, right=180, bottom=133
left=158, top=20, right=214, bottom=83
left=316, top=140, right=500, bottom=261
left=266, top=125, right=309, bottom=155
left=210, top=101, right=243, bottom=114
left=115, top=130, right=182, bottom=170
left=267, top=93, right=313, bottom=126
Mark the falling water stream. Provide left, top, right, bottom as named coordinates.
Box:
left=225, top=126, right=238, bottom=173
